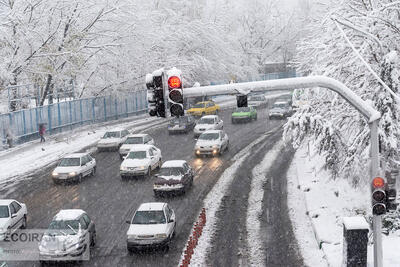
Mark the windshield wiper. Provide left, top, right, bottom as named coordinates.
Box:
left=67, top=224, right=77, bottom=234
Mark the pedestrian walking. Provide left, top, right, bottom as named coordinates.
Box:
left=5, top=129, right=13, bottom=148
left=39, top=123, right=46, bottom=143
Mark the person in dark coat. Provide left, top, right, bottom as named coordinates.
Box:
left=39, top=124, right=46, bottom=143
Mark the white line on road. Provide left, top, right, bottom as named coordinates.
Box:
left=246, top=140, right=283, bottom=266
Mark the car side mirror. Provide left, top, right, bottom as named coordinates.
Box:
left=126, top=220, right=131, bottom=224
left=169, top=219, right=174, bottom=223
left=11, top=213, right=17, bottom=218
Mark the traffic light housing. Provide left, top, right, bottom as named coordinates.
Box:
left=237, top=94, right=247, bottom=107
left=371, top=177, right=387, bottom=215
left=167, top=68, right=184, bottom=117
left=385, top=170, right=398, bottom=211
left=146, top=73, right=157, bottom=117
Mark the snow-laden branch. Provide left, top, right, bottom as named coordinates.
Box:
left=333, top=19, right=400, bottom=103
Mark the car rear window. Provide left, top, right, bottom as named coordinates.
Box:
left=103, top=131, right=120, bottom=138
left=125, top=137, right=143, bottom=144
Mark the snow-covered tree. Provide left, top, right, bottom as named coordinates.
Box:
left=284, top=0, right=400, bottom=184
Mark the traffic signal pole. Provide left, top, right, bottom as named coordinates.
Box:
left=183, top=75, right=382, bottom=266
left=370, top=119, right=383, bottom=267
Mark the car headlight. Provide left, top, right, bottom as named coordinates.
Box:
left=68, top=172, right=77, bottom=176
left=138, top=166, right=145, bottom=170
left=155, top=233, right=167, bottom=239
left=128, top=234, right=137, bottom=239
left=52, top=171, right=59, bottom=176
left=120, top=166, right=128, bottom=171
left=212, top=145, right=220, bottom=149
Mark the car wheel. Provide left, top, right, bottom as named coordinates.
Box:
left=225, top=141, right=229, bottom=151
left=91, top=167, right=96, bottom=176
left=158, top=159, right=162, bottom=169
left=78, top=174, right=83, bottom=183
left=147, top=167, right=151, bottom=178
left=21, top=215, right=27, bottom=229
left=91, top=231, right=96, bottom=247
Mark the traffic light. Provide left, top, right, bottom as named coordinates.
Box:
left=145, top=73, right=157, bottom=117
left=385, top=170, right=398, bottom=211
left=371, top=177, right=387, bottom=215
left=237, top=94, right=247, bottom=107
left=167, top=67, right=184, bottom=117
left=152, top=70, right=166, bottom=118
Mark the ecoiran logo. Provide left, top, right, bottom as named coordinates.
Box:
left=0, top=229, right=90, bottom=262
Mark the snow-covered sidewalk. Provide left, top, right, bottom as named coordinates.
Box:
left=287, top=142, right=400, bottom=266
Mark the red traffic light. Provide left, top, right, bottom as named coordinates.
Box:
left=372, top=177, right=385, bottom=188
left=168, top=76, right=181, bottom=89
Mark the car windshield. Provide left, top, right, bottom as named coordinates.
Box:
left=159, top=167, right=184, bottom=176
left=127, top=151, right=147, bottom=159
left=0, top=206, right=9, bottom=218
left=235, top=107, right=250, bottom=112
left=125, top=137, right=143, bottom=144
left=47, top=220, right=80, bottom=235
left=172, top=117, right=188, bottom=124
left=59, top=158, right=80, bottom=167
left=273, top=103, right=288, bottom=109
left=250, top=96, right=264, bottom=101
left=198, top=118, right=214, bottom=124
left=132, top=210, right=166, bottom=224
left=103, top=131, right=120, bottom=138
left=193, top=103, right=205, bottom=108
left=199, top=133, right=219, bottom=140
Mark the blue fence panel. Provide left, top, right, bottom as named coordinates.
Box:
left=0, top=90, right=147, bottom=148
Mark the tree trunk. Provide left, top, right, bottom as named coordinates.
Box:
left=40, top=74, right=53, bottom=106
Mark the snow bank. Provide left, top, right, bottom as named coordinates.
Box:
left=288, top=142, right=400, bottom=266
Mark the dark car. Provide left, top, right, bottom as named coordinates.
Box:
left=153, top=160, right=194, bottom=196
left=167, top=116, right=195, bottom=134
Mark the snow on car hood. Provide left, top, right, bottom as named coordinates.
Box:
left=53, top=166, right=79, bottom=173
left=196, top=139, right=220, bottom=147
left=98, top=138, right=120, bottom=144
left=127, top=223, right=168, bottom=236
left=121, top=158, right=150, bottom=168
left=40, top=233, right=81, bottom=251
left=194, top=124, right=216, bottom=130
left=0, top=218, right=10, bottom=231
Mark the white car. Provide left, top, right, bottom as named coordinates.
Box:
left=126, top=202, right=176, bottom=251
left=194, top=130, right=229, bottom=157
left=153, top=160, right=194, bottom=196
left=52, top=153, right=96, bottom=184
left=119, top=134, right=154, bottom=159
left=193, top=115, right=223, bottom=137
left=248, top=94, right=267, bottom=107
left=39, top=209, right=96, bottom=263
left=0, top=199, right=28, bottom=241
left=120, top=145, right=162, bottom=178
left=97, top=128, right=130, bottom=151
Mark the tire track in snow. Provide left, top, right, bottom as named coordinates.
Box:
left=246, top=140, right=283, bottom=266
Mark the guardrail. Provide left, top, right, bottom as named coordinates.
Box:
left=0, top=91, right=147, bottom=148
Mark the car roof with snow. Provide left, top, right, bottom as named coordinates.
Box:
left=127, top=133, right=147, bottom=138
left=64, top=153, right=88, bottom=158
left=161, top=160, right=186, bottom=168
left=53, top=209, right=86, bottom=220
left=137, top=202, right=166, bottom=211
left=128, top=144, right=154, bottom=151
left=202, top=130, right=221, bottom=134
left=0, top=199, right=16, bottom=205
left=200, top=115, right=218, bottom=119
left=274, top=101, right=289, bottom=105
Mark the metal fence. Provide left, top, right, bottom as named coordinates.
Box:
left=0, top=90, right=147, bottom=147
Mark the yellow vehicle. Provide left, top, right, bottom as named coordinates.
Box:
left=187, top=101, right=220, bottom=117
